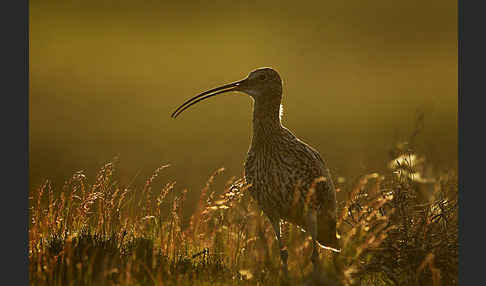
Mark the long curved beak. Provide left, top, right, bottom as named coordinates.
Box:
left=171, top=79, right=245, bottom=118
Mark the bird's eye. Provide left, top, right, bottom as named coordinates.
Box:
left=258, top=74, right=266, bottom=81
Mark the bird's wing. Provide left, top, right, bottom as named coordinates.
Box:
left=300, top=143, right=337, bottom=214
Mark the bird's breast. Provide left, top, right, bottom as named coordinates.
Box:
left=244, top=147, right=316, bottom=220
left=243, top=135, right=336, bottom=223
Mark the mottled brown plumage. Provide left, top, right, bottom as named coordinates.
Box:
left=171, top=67, right=340, bottom=273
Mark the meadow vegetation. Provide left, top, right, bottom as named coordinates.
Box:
left=29, top=141, right=458, bottom=285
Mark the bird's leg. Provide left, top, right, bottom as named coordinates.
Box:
left=271, top=219, right=288, bottom=276
left=311, top=239, right=320, bottom=273
left=280, top=221, right=289, bottom=275
left=306, top=212, right=321, bottom=273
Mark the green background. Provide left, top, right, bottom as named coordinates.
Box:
left=30, top=0, right=457, bottom=197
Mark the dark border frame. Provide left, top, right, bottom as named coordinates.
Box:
left=458, top=0, right=483, bottom=285
left=2, top=0, right=29, bottom=284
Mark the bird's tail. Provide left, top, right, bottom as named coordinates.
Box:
left=316, top=218, right=341, bottom=252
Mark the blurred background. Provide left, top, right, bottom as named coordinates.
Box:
left=30, top=0, right=457, bottom=201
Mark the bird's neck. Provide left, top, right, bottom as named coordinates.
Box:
left=251, top=97, right=283, bottom=145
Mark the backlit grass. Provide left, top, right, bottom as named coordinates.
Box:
left=29, top=146, right=457, bottom=285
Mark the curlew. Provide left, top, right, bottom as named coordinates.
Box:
left=171, top=67, right=340, bottom=274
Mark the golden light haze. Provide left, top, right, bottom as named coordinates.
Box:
left=30, top=0, right=457, bottom=197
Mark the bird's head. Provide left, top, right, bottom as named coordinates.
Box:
left=171, top=67, right=282, bottom=118
left=240, top=67, right=282, bottom=98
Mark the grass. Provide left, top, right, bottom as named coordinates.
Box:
left=29, top=144, right=458, bottom=285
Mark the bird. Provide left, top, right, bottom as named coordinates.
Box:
left=171, top=67, right=340, bottom=274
